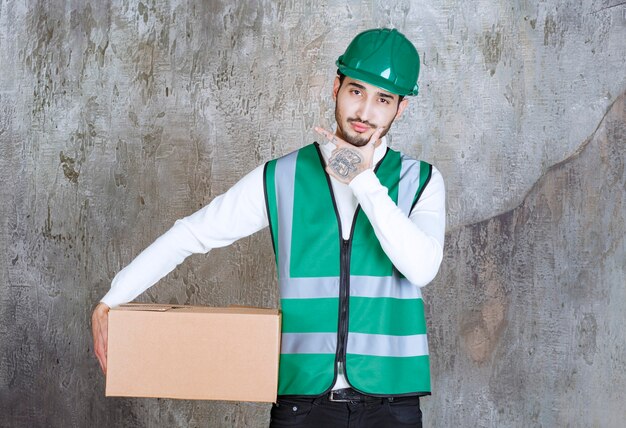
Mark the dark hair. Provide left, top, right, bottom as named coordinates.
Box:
left=337, top=70, right=405, bottom=104
left=337, top=70, right=347, bottom=85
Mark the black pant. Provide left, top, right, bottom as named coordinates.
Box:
left=269, top=395, right=422, bottom=427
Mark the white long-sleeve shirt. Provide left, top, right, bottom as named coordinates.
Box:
left=100, top=136, right=445, bottom=391
left=101, top=137, right=446, bottom=308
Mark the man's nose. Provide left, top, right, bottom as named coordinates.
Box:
left=355, top=99, right=374, bottom=122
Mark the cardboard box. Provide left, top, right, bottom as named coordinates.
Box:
left=106, top=303, right=281, bottom=402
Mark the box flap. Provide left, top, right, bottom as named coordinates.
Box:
left=112, top=302, right=280, bottom=316
left=115, top=303, right=184, bottom=312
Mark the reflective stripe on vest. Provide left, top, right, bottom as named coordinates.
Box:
left=264, top=143, right=432, bottom=396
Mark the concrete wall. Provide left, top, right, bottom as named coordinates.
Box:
left=1, top=1, right=624, bottom=426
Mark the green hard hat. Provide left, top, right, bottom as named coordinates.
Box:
left=336, top=28, right=420, bottom=96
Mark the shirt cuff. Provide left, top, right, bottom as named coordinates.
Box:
left=349, top=169, right=381, bottom=196
left=99, top=297, right=115, bottom=309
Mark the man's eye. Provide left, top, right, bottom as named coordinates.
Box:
left=352, top=90, right=361, bottom=96
left=379, top=98, right=389, bottom=104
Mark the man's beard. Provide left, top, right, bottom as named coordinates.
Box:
left=335, top=105, right=392, bottom=147
left=341, top=118, right=376, bottom=147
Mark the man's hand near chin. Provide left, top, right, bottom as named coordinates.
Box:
left=91, top=302, right=110, bottom=375
left=315, top=126, right=384, bottom=185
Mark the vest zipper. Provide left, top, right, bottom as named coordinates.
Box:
left=337, top=238, right=351, bottom=366
left=313, top=142, right=389, bottom=390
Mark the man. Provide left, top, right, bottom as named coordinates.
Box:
left=92, top=28, right=445, bottom=427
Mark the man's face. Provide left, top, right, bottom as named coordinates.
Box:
left=333, top=76, right=409, bottom=147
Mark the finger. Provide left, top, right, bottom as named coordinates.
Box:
left=94, top=335, right=104, bottom=372
left=314, top=126, right=333, bottom=141
left=96, top=331, right=107, bottom=374
left=94, top=325, right=104, bottom=371
left=97, top=353, right=105, bottom=374
left=368, top=127, right=384, bottom=146
left=314, top=127, right=345, bottom=147
left=92, top=305, right=109, bottom=375
left=100, top=319, right=108, bottom=373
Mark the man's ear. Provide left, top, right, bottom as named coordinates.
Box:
left=395, top=98, right=409, bottom=119
left=332, top=76, right=341, bottom=101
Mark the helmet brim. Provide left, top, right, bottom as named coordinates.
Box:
left=337, top=61, right=419, bottom=97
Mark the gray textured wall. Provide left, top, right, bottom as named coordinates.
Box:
left=1, top=1, right=624, bottom=427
